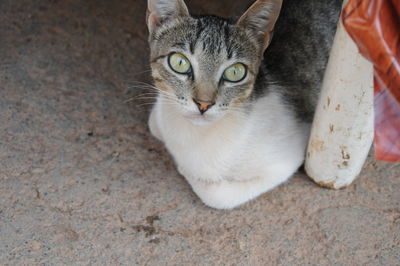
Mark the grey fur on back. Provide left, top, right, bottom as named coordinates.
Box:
left=259, top=0, right=342, bottom=120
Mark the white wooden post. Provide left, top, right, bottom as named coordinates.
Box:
left=304, top=2, right=374, bottom=189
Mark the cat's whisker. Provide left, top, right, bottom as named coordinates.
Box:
left=124, top=82, right=158, bottom=89
left=125, top=92, right=162, bottom=100
left=131, top=93, right=180, bottom=103
left=125, top=81, right=160, bottom=89
left=136, top=102, right=157, bottom=107
left=136, top=101, right=178, bottom=108
left=128, top=69, right=152, bottom=76
left=125, top=88, right=177, bottom=100
left=126, top=80, right=153, bottom=84
left=125, top=84, right=176, bottom=97
left=126, top=83, right=171, bottom=96
left=124, top=85, right=159, bottom=92
left=132, top=97, right=160, bottom=101
left=135, top=100, right=178, bottom=107
left=125, top=95, right=179, bottom=104
left=125, top=82, right=156, bottom=87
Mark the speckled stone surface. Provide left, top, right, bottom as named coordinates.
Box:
left=0, top=0, right=399, bottom=265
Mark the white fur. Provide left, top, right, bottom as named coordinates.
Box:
left=149, top=90, right=310, bottom=209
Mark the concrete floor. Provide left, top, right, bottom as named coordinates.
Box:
left=0, top=0, right=399, bottom=265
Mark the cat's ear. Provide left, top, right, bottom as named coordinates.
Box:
left=147, top=0, right=189, bottom=34
left=237, top=0, right=282, bottom=52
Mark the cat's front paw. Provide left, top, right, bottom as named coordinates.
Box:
left=187, top=178, right=265, bottom=210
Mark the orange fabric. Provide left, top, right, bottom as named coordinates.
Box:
left=343, top=0, right=400, bottom=161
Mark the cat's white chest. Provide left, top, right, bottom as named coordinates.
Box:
left=151, top=99, right=249, bottom=182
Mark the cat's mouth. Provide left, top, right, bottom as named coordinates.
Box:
left=183, top=112, right=219, bottom=126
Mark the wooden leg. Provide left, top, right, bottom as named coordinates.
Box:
left=305, top=3, right=374, bottom=189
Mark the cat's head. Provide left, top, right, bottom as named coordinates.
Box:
left=146, top=0, right=282, bottom=125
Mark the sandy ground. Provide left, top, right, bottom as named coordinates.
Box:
left=0, top=0, right=399, bottom=265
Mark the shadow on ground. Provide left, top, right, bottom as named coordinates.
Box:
left=0, top=0, right=399, bottom=265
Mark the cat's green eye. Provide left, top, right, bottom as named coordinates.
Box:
left=168, top=53, right=192, bottom=74
left=223, top=63, right=247, bottom=82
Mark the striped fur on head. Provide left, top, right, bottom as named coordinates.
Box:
left=146, top=0, right=282, bottom=124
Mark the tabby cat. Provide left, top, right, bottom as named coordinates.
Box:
left=146, top=0, right=340, bottom=209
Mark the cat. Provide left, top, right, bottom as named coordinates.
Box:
left=145, top=0, right=341, bottom=209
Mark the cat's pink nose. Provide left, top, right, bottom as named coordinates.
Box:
left=193, top=98, right=215, bottom=114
